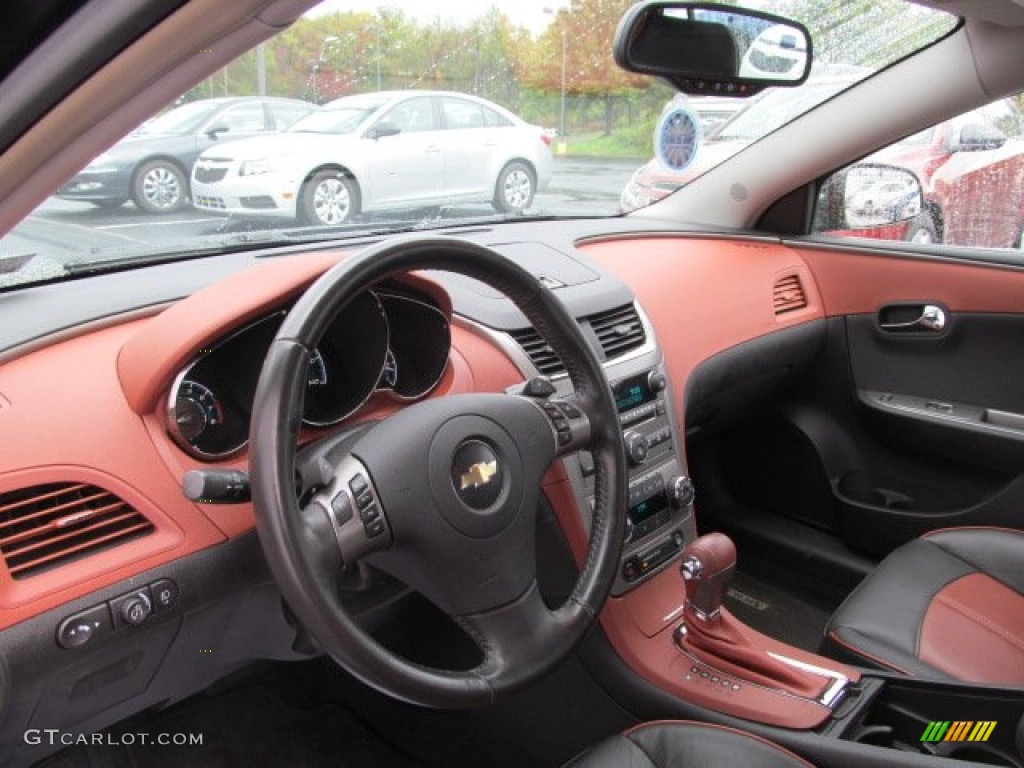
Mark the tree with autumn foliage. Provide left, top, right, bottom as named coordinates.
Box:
left=520, top=0, right=650, bottom=136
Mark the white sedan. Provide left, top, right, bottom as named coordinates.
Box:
left=191, top=90, right=553, bottom=225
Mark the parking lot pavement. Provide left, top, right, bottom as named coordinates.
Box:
left=20, top=158, right=641, bottom=264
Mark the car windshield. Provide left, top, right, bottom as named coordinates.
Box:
left=712, top=71, right=866, bottom=142
left=134, top=101, right=225, bottom=136
left=0, top=0, right=958, bottom=289
left=288, top=100, right=385, bottom=134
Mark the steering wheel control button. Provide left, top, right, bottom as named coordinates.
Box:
left=331, top=492, right=354, bottom=526
left=111, top=588, right=153, bottom=627
left=348, top=474, right=369, bottom=497
left=451, top=440, right=503, bottom=510
left=537, top=398, right=589, bottom=452
left=360, top=503, right=380, bottom=524
left=57, top=604, right=112, bottom=649
left=149, top=579, right=180, bottom=613
left=364, top=518, right=386, bottom=538
left=556, top=400, right=582, bottom=419
left=354, top=490, right=374, bottom=510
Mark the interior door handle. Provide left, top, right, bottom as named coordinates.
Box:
left=879, top=304, right=947, bottom=333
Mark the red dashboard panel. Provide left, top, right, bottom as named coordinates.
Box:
left=579, top=236, right=825, bottom=416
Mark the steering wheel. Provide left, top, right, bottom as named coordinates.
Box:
left=249, top=236, right=626, bottom=708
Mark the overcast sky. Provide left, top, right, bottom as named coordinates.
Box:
left=307, top=0, right=570, bottom=35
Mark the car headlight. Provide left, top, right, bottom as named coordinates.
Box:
left=239, top=158, right=275, bottom=176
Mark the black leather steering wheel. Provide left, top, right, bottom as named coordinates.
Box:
left=249, top=236, right=626, bottom=708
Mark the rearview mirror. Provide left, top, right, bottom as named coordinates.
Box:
left=613, top=1, right=812, bottom=97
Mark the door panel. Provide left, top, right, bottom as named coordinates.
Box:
left=693, top=245, right=1024, bottom=570
left=363, top=96, right=444, bottom=207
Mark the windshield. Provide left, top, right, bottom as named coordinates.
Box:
left=0, top=0, right=958, bottom=289
left=713, top=73, right=865, bottom=142
left=135, top=101, right=225, bottom=136
left=288, top=101, right=385, bottom=134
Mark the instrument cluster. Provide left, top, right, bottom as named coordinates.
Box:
left=166, top=284, right=450, bottom=459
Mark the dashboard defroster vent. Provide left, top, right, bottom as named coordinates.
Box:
left=510, top=303, right=647, bottom=376
left=0, top=483, right=154, bottom=579
left=773, top=274, right=808, bottom=315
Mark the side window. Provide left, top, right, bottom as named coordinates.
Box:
left=215, top=103, right=269, bottom=133
left=814, top=94, right=1024, bottom=251
left=441, top=98, right=486, bottom=130
left=382, top=97, right=437, bottom=133
left=269, top=102, right=312, bottom=130
left=482, top=105, right=512, bottom=128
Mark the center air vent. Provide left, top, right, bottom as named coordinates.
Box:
left=0, top=483, right=154, bottom=579
left=773, top=274, right=808, bottom=315
left=509, top=303, right=646, bottom=377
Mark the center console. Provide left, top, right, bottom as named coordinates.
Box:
left=494, top=300, right=697, bottom=595
left=587, top=364, right=697, bottom=595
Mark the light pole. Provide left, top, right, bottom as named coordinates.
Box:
left=543, top=6, right=570, bottom=153
left=375, top=20, right=382, bottom=90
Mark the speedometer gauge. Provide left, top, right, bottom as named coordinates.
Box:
left=167, top=372, right=248, bottom=459
left=173, top=380, right=222, bottom=442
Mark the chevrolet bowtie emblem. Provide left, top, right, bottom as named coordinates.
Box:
left=459, top=460, right=498, bottom=490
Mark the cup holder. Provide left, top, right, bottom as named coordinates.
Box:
left=850, top=725, right=895, bottom=747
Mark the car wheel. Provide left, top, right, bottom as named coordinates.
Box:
left=299, top=170, right=359, bottom=226
left=132, top=161, right=187, bottom=214
left=905, top=213, right=938, bottom=244
left=90, top=198, right=127, bottom=210
left=493, top=161, right=535, bottom=213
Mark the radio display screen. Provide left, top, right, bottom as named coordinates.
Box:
left=628, top=490, right=668, bottom=524
left=613, top=373, right=654, bottom=413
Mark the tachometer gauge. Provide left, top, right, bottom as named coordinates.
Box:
left=167, top=374, right=247, bottom=458
left=173, top=380, right=222, bottom=442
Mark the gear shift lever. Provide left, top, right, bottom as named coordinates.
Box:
left=680, top=532, right=736, bottom=621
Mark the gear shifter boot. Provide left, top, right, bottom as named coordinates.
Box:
left=677, top=533, right=830, bottom=700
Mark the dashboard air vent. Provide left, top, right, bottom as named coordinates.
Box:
left=509, top=303, right=646, bottom=376
left=588, top=304, right=646, bottom=359
left=509, top=328, right=564, bottom=376
left=773, top=274, right=808, bottom=315
left=0, top=483, right=154, bottom=579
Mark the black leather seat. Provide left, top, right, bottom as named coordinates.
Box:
left=566, top=722, right=813, bottom=768
left=823, top=528, right=1024, bottom=685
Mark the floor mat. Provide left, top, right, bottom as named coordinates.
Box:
left=724, top=570, right=831, bottom=653
left=38, top=681, right=424, bottom=768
